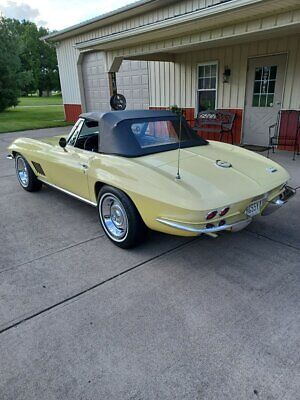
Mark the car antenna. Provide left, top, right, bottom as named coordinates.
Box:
left=176, top=110, right=182, bottom=180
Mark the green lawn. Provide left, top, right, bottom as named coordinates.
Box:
left=0, top=105, right=70, bottom=133
left=18, top=95, right=63, bottom=106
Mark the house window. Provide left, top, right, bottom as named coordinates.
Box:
left=252, top=66, right=277, bottom=107
left=197, top=63, right=217, bottom=112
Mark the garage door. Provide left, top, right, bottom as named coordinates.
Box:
left=82, top=52, right=110, bottom=112
left=117, top=60, right=149, bottom=109
left=82, top=52, right=150, bottom=112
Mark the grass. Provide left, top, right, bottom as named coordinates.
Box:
left=0, top=96, right=71, bottom=133
left=0, top=105, right=70, bottom=133
left=18, top=96, right=63, bottom=106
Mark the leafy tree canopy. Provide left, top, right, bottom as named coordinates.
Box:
left=0, top=17, right=60, bottom=111
left=0, top=17, right=22, bottom=111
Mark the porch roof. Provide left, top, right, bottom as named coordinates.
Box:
left=42, top=0, right=175, bottom=42
left=74, top=0, right=300, bottom=66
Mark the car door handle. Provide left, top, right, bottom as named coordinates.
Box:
left=80, top=163, right=88, bottom=169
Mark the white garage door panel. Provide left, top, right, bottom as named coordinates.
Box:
left=82, top=52, right=110, bottom=112
left=117, top=60, right=149, bottom=110
left=82, top=53, right=150, bottom=112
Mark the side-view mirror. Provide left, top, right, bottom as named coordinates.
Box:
left=59, top=137, right=67, bottom=150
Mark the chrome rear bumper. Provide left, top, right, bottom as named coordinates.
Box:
left=262, top=185, right=296, bottom=216
left=156, top=217, right=252, bottom=235
left=157, top=185, right=296, bottom=236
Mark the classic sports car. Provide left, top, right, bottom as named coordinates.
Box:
left=8, top=110, right=295, bottom=248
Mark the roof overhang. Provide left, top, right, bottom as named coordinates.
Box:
left=74, top=0, right=300, bottom=52
left=43, top=0, right=175, bottom=42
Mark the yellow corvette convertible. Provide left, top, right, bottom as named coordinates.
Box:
left=8, top=110, right=295, bottom=248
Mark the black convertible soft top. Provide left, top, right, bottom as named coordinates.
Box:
left=79, top=110, right=208, bottom=157
left=80, top=110, right=176, bottom=124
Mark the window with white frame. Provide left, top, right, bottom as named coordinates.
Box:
left=197, top=63, right=218, bottom=112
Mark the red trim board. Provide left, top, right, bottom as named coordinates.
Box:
left=64, top=104, right=82, bottom=122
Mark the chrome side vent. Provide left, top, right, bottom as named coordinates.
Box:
left=32, top=161, right=45, bottom=176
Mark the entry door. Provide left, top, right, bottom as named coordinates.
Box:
left=243, top=54, right=287, bottom=146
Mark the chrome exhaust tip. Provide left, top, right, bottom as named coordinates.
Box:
left=262, top=185, right=296, bottom=216
left=281, top=185, right=296, bottom=202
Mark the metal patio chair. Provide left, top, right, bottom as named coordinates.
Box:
left=267, top=110, right=300, bottom=160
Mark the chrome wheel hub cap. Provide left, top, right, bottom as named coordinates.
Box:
left=16, top=157, right=29, bottom=187
left=100, top=194, right=128, bottom=241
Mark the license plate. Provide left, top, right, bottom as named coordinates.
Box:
left=245, top=200, right=262, bottom=217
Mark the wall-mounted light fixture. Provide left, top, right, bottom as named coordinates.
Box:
left=223, top=66, right=231, bottom=83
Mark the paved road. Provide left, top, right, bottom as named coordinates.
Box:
left=0, top=127, right=299, bottom=400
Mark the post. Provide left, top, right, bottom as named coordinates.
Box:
left=108, top=71, right=117, bottom=97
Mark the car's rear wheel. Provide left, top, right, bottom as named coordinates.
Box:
left=98, top=185, right=147, bottom=248
left=15, top=154, right=42, bottom=192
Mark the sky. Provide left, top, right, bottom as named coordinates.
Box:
left=0, top=0, right=134, bottom=31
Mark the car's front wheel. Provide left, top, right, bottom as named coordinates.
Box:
left=15, top=154, right=42, bottom=192
left=98, top=186, right=147, bottom=248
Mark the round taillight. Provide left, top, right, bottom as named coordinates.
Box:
left=206, top=210, right=218, bottom=220
left=219, top=220, right=226, bottom=226
left=206, top=223, right=215, bottom=229
left=219, top=207, right=230, bottom=217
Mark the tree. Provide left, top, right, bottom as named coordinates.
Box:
left=37, top=27, right=60, bottom=96
left=0, top=17, right=21, bottom=111
left=18, top=20, right=40, bottom=95
left=2, top=19, right=60, bottom=97
left=2, top=19, right=38, bottom=96
left=0, top=18, right=60, bottom=111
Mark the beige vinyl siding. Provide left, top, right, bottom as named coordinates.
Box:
left=148, top=34, right=300, bottom=111
left=55, top=0, right=254, bottom=104
left=83, top=0, right=226, bottom=42
left=55, top=1, right=300, bottom=108
left=56, top=38, right=82, bottom=104
left=109, top=7, right=300, bottom=61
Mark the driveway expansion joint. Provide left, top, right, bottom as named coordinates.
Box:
left=0, top=234, right=105, bottom=275
left=0, top=238, right=197, bottom=335
left=245, top=228, right=300, bottom=252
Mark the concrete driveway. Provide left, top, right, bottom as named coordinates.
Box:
left=0, top=127, right=299, bottom=400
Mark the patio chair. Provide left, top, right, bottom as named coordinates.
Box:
left=267, top=110, right=300, bottom=160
